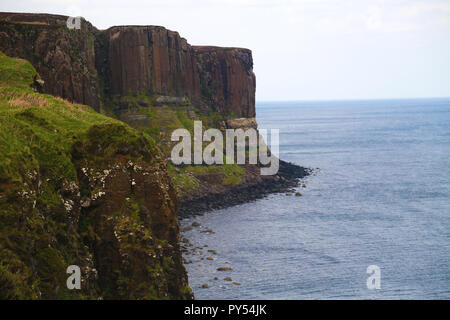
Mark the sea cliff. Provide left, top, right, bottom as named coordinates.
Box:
left=0, top=51, right=191, bottom=299
left=0, top=12, right=307, bottom=299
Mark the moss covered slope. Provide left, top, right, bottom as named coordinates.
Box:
left=0, top=52, right=192, bottom=299
left=104, top=94, right=248, bottom=200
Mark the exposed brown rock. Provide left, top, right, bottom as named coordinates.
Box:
left=0, top=12, right=101, bottom=110
left=104, top=26, right=201, bottom=101
left=217, top=266, right=233, bottom=271
left=0, top=13, right=256, bottom=119
left=225, top=117, right=258, bottom=130
left=194, top=46, right=256, bottom=118
left=69, top=126, right=192, bottom=299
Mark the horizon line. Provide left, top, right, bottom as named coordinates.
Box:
left=256, top=96, right=450, bottom=103
left=255, top=96, right=450, bottom=103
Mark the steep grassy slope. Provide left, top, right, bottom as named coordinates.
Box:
left=0, top=52, right=192, bottom=299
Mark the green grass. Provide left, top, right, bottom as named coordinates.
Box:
left=102, top=92, right=247, bottom=197
left=0, top=51, right=163, bottom=299
left=0, top=52, right=36, bottom=89
left=0, top=52, right=157, bottom=185
left=167, top=163, right=199, bottom=196
left=167, top=162, right=245, bottom=196
left=0, top=50, right=246, bottom=201
left=185, top=164, right=245, bottom=186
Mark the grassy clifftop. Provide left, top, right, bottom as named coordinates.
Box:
left=0, top=52, right=191, bottom=299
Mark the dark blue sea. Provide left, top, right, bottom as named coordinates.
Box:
left=180, top=98, right=450, bottom=299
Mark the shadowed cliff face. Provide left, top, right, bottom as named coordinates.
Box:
left=71, top=129, right=191, bottom=299
left=99, top=26, right=255, bottom=118
left=0, top=13, right=256, bottom=118
left=194, top=46, right=256, bottom=118
left=103, top=26, right=201, bottom=102
left=0, top=13, right=101, bottom=110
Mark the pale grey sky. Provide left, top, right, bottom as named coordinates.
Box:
left=1, top=0, right=450, bottom=101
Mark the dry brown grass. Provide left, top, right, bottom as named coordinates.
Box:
left=54, top=96, right=72, bottom=104
left=53, top=96, right=82, bottom=111
left=7, top=92, right=47, bottom=108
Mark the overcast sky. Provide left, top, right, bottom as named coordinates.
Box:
left=1, top=0, right=450, bottom=101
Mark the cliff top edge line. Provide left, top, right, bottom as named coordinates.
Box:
left=0, top=11, right=251, bottom=48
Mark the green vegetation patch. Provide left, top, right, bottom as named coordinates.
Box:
left=104, top=93, right=245, bottom=197
left=0, top=51, right=164, bottom=299
left=167, top=162, right=245, bottom=196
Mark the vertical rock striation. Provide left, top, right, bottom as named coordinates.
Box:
left=0, top=13, right=256, bottom=119
left=194, top=46, right=256, bottom=118
left=0, top=12, right=265, bottom=299
left=102, top=26, right=201, bottom=102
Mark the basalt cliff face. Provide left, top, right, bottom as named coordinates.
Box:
left=0, top=51, right=192, bottom=299
left=0, top=12, right=307, bottom=299
left=194, top=46, right=256, bottom=118
left=100, top=26, right=201, bottom=103
left=0, top=12, right=255, bottom=118
left=0, top=13, right=101, bottom=109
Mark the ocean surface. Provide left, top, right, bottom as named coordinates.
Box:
left=180, top=98, right=450, bottom=299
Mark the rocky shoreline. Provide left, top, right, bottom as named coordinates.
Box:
left=178, top=161, right=314, bottom=293
left=178, top=160, right=311, bottom=218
